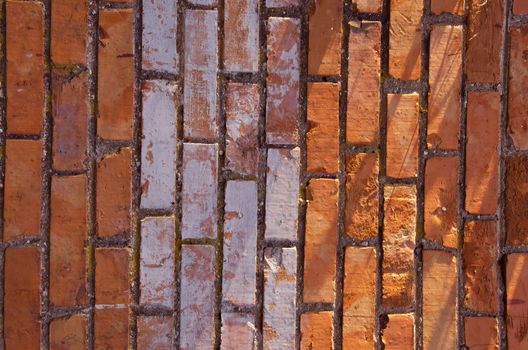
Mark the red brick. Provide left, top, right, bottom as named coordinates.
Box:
left=225, top=83, right=259, bottom=176
left=513, top=0, right=528, bottom=14
left=95, top=248, right=129, bottom=305
left=352, top=0, right=382, bottom=12
left=224, top=0, right=258, bottom=72
left=52, top=70, right=88, bottom=171
left=4, top=247, right=40, bottom=349
left=304, top=179, right=338, bottom=303
left=51, top=0, right=87, bottom=64
left=389, top=0, right=421, bottom=80
left=381, top=314, right=414, bottom=350
left=423, top=251, right=457, bottom=348
left=506, top=156, right=528, bottom=245
left=266, top=0, right=300, bottom=6
left=347, top=22, right=381, bottom=144
left=50, top=315, right=87, bottom=350
left=387, top=93, right=419, bottom=178
left=94, top=308, right=128, bottom=349
left=345, top=153, right=379, bottom=240
left=506, top=253, right=528, bottom=349
left=300, top=311, right=333, bottom=350
left=50, top=175, right=87, bottom=307
left=383, top=185, right=415, bottom=307
left=98, top=10, right=134, bottom=140
left=464, top=317, right=498, bottom=350
left=424, top=157, right=458, bottom=248
left=221, top=313, right=256, bottom=350
left=308, top=0, right=342, bottom=75
left=4, top=140, right=42, bottom=240
left=137, top=316, right=174, bottom=350
left=184, top=10, right=218, bottom=140
left=307, top=82, right=339, bottom=173
left=431, top=0, right=463, bottom=15
left=466, top=92, right=499, bottom=214
left=508, top=27, right=528, bottom=150
left=343, top=247, right=376, bottom=349
left=6, top=0, right=43, bottom=134
left=96, top=147, right=132, bottom=237
left=266, top=17, right=300, bottom=145
left=428, top=25, right=462, bottom=150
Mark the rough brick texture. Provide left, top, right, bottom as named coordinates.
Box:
left=51, top=0, right=87, bottom=64
left=137, top=316, right=175, bottom=349
left=389, top=0, right=421, bottom=80
left=508, top=26, right=528, bottom=150
left=506, top=156, right=528, bottom=245
left=506, top=253, right=528, bottom=348
left=300, top=312, right=333, bottom=349
left=381, top=314, right=414, bottom=349
left=221, top=313, right=256, bottom=350
left=50, top=315, right=87, bottom=350
left=308, top=0, right=342, bottom=75
left=224, top=0, right=258, bottom=72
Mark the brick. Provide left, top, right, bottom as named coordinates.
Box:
left=267, top=0, right=300, bottom=6
left=221, top=313, right=256, bottom=350
left=181, top=143, right=218, bottom=239
left=224, top=0, right=258, bottom=72
left=424, top=157, right=458, bottom=248
left=50, top=176, right=87, bottom=307
left=464, top=317, right=498, bottom=350
left=389, top=0, right=421, bottom=80
left=263, top=247, right=297, bottom=350
left=94, top=308, right=128, bottom=349
left=223, top=181, right=258, bottom=305
left=352, top=0, right=382, bottom=12
left=96, top=147, right=132, bottom=237
left=265, top=148, right=300, bottom=240
left=6, top=0, right=43, bottom=134
left=381, top=314, right=414, bottom=350
left=508, top=27, right=528, bottom=150
left=308, top=0, right=342, bottom=75
left=345, top=153, right=379, bottom=240
left=4, top=140, right=42, bottom=240
left=50, top=315, right=87, bottom=350
left=225, top=83, right=259, bottom=176
left=513, top=0, right=528, bottom=14
left=95, top=248, right=129, bottom=305
left=180, top=245, right=216, bottom=350
left=98, top=10, right=134, bottom=140
left=184, top=10, right=218, bottom=140
left=431, top=0, right=463, bottom=15
left=4, top=247, right=40, bottom=349
left=423, top=251, right=457, bottom=348
left=51, top=0, right=87, bottom=64
left=347, top=22, right=381, bottom=144
left=52, top=70, right=88, bottom=171
left=304, top=179, right=338, bottom=303
left=466, top=92, right=499, bottom=214
left=343, top=247, right=376, bottom=349
left=307, top=83, right=339, bottom=173
left=506, top=156, right=528, bottom=245
left=142, top=0, right=178, bottom=73
left=141, top=80, right=178, bottom=209
left=383, top=185, right=415, bottom=307
left=189, top=0, right=217, bottom=5
left=506, top=253, right=528, bottom=348
left=140, top=217, right=175, bottom=307
left=137, top=316, right=174, bottom=350
left=266, top=17, right=300, bottom=145
left=386, top=93, right=419, bottom=178
left=300, top=311, right=333, bottom=350
left=467, top=0, right=503, bottom=83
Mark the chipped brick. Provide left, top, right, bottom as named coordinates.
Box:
left=221, top=313, right=256, bottom=350
left=381, top=314, right=414, bottom=350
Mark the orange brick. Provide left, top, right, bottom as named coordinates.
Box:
left=308, top=0, right=342, bottom=75
left=506, top=253, right=528, bottom=349
left=51, top=0, right=87, bottom=64
left=50, top=315, right=87, bottom=350
left=428, top=25, right=462, bottom=150
left=381, top=314, right=414, bottom=350
left=300, top=312, right=333, bottom=350
left=307, top=82, right=339, bottom=173
left=95, top=248, right=129, bottom=305
left=224, top=0, right=258, bottom=72
left=464, top=317, right=498, bottom=350
left=508, top=27, right=528, bottom=150
left=431, top=0, right=463, bottom=15
left=506, top=156, right=528, bottom=245
left=513, top=0, right=528, bottom=14
left=94, top=308, right=128, bottom=349
left=389, top=0, right=421, bottom=80
left=352, top=0, right=382, bottom=12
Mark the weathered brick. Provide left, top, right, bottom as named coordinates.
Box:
left=386, top=93, right=419, bottom=178
left=225, top=83, right=259, bottom=176
left=508, top=27, right=528, bottom=150
left=381, top=314, right=414, bottom=350
left=467, top=0, right=503, bottom=83
left=506, top=253, right=528, bottom=348
left=383, top=185, right=415, bottom=307
left=6, top=0, right=43, bottom=134
left=180, top=245, right=216, bottom=350
left=343, top=247, right=376, bottom=349
left=181, top=143, right=218, bottom=239
left=464, top=317, right=498, bottom=350
left=137, top=316, right=174, bottom=350
left=141, top=80, right=178, bottom=209
left=142, top=0, right=178, bottom=73
left=466, top=92, right=499, bottom=214
left=267, top=0, right=300, bottom=6
left=308, top=0, right=342, bottom=75
left=506, top=156, right=528, bottom=245
left=4, top=247, right=40, bottom=349
left=188, top=0, right=217, bottom=5
left=50, top=175, right=87, bottom=307
left=513, top=0, right=528, bottom=14
left=95, top=248, right=129, bottom=305
left=51, top=0, right=87, bottom=64
left=428, top=25, right=462, bottom=150
left=184, top=10, right=218, bottom=140
left=265, top=147, right=300, bottom=240
left=307, top=82, right=339, bottom=173
left=266, top=17, right=300, bottom=145
left=224, top=0, right=258, bottom=72
left=352, top=0, right=382, bottom=12
left=389, top=0, right=421, bottom=80
left=345, top=153, right=379, bottom=240
left=300, top=311, right=333, bottom=350
left=263, top=247, right=297, bottom=350
left=96, top=147, right=132, bottom=237
left=140, top=217, right=175, bottom=307
left=423, top=251, right=457, bottom=348
left=431, top=0, right=463, bottom=15
left=304, top=179, right=338, bottom=303
left=223, top=181, right=258, bottom=305
left=52, top=70, right=88, bottom=171
left=221, top=313, right=256, bottom=350
left=50, top=315, right=86, bottom=350
left=424, top=157, right=458, bottom=248
left=98, top=10, right=134, bottom=140
left=94, top=308, right=128, bottom=349
left=347, top=22, right=381, bottom=144
left=4, top=140, right=42, bottom=240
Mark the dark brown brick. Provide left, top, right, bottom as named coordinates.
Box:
left=506, top=156, right=528, bottom=245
